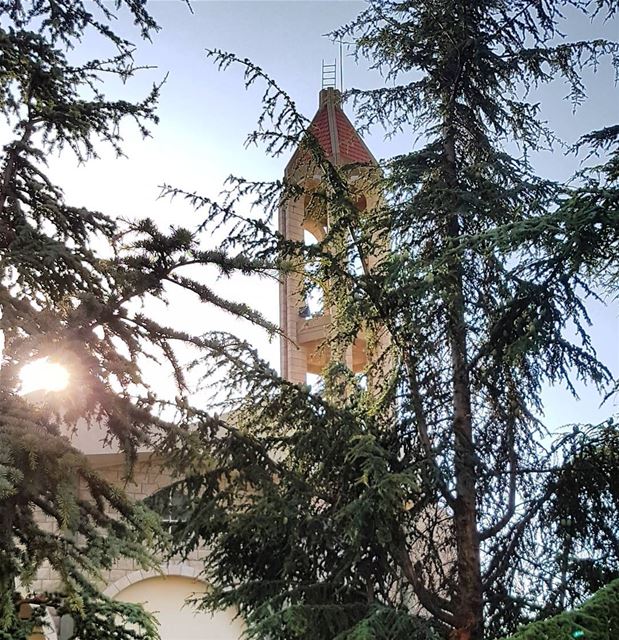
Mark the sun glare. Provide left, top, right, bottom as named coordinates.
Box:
left=19, top=358, right=70, bottom=395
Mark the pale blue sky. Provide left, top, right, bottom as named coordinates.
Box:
left=29, top=1, right=619, bottom=427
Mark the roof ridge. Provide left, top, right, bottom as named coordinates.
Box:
left=284, top=90, right=375, bottom=175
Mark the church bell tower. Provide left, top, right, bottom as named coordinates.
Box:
left=279, top=88, right=381, bottom=385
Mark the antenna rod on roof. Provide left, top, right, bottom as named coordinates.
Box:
left=339, top=40, right=343, bottom=92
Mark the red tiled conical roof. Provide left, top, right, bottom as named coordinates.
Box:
left=286, top=88, right=376, bottom=174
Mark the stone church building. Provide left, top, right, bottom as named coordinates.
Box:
left=32, top=87, right=377, bottom=640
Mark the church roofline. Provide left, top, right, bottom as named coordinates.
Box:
left=284, top=88, right=377, bottom=176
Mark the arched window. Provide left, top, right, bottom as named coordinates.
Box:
left=349, top=193, right=368, bottom=277
left=301, top=229, right=324, bottom=318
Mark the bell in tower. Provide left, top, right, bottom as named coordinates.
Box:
left=278, top=87, right=383, bottom=386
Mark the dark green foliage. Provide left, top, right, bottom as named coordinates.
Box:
left=0, top=589, right=160, bottom=640
left=0, top=1, right=166, bottom=636
left=159, top=2, right=619, bottom=639
left=0, top=1, right=278, bottom=637
left=0, top=391, right=162, bottom=638
left=537, top=421, right=619, bottom=611
left=500, top=578, right=619, bottom=640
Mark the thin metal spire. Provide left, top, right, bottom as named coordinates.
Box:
left=338, top=40, right=344, bottom=91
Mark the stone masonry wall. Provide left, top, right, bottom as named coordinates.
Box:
left=32, top=454, right=204, bottom=596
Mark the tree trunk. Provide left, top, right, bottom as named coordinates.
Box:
left=443, top=130, right=484, bottom=640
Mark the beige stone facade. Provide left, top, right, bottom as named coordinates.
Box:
left=279, top=87, right=382, bottom=386
left=31, top=452, right=233, bottom=640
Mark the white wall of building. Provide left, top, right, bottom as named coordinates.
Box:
left=117, top=576, right=244, bottom=640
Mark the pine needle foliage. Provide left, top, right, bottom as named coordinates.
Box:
left=158, top=2, right=619, bottom=640
left=499, top=578, right=619, bottom=640
left=0, top=1, right=279, bottom=637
